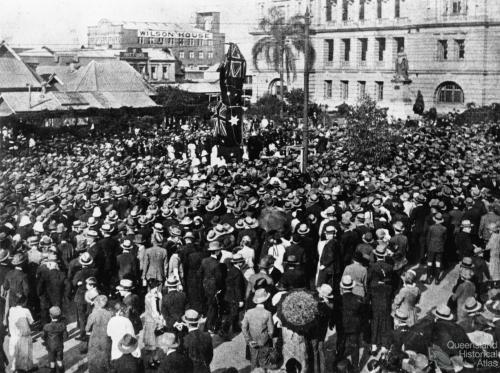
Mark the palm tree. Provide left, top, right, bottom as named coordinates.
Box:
left=252, top=6, right=315, bottom=118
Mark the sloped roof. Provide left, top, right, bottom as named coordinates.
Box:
left=0, top=91, right=62, bottom=113
left=18, top=47, right=55, bottom=58
left=63, top=60, right=155, bottom=94
left=0, top=42, right=42, bottom=89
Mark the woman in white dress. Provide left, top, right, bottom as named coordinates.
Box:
left=106, top=303, right=140, bottom=362
left=8, top=294, right=36, bottom=372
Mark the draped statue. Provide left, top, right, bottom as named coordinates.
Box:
left=394, top=48, right=410, bottom=82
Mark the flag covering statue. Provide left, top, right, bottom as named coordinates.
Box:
left=212, top=43, right=246, bottom=152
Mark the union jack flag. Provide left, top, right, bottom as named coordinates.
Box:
left=212, top=101, right=227, bottom=137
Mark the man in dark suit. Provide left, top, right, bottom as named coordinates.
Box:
left=110, top=334, right=144, bottom=373
left=409, top=194, right=430, bottom=263
left=198, top=241, right=225, bottom=333
left=158, top=332, right=193, bottom=373
left=93, top=224, right=120, bottom=291
left=162, top=277, right=187, bottom=332
left=72, top=252, right=97, bottom=341
left=37, top=259, right=70, bottom=326
left=220, top=254, right=245, bottom=339
left=317, top=225, right=343, bottom=291
left=336, top=275, right=364, bottom=371
left=280, top=255, right=307, bottom=290
left=426, top=212, right=448, bottom=285
left=179, top=309, right=213, bottom=373
left=116, top=240, right=140, bottom=282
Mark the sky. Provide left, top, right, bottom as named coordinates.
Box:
left=0, top=0, right=257, bottom=57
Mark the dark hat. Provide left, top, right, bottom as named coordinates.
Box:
left=118, top=334, right=138, bottom=354
left=11, top=253, right=27, bottom=266
left=259, top=255, right=275, bottom=269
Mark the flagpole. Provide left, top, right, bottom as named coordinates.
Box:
left=301, top=7, right=310, bottom=174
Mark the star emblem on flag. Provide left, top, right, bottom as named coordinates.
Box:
left=229, top=115, right=239, bottom=126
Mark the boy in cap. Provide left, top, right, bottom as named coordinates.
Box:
left=43, top=306, right=68, bottom=373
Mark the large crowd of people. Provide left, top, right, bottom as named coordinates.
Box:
left=0, top=114, right=500, bottom=373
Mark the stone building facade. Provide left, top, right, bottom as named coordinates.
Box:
left=251, top=0, right=500, bottom=115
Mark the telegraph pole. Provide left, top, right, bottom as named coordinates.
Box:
left=301, top=6, right=310, bottom=173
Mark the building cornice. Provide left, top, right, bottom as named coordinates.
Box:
left=313, top=20, right=500, bottom=34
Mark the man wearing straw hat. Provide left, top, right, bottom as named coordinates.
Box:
left=157, top=332, right=193, bottom=373
left=199, top=241, right=225, bottom=334
left=178, top=309, right=213, bottom=373
left=336, top=275, right=363, bottom=371
left=241, top=288, right=274, bottom=371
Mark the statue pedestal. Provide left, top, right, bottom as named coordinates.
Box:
left=388, top=79, right=414, bottom=119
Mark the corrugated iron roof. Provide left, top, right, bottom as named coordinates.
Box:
left=0, top=43, right=42, bottom=89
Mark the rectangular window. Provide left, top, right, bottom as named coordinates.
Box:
left=325, top=80, right=333, bottom=98
left=326, top=0, right=333, bottom=21
left=179, top=51, right=185, bottom=59
left=162, top=66, right=168, bottom=79
left=208, top=51, right=213, bottom=59
left=358, top=81, right=366, bottom=98
left=199, top=51, right=204, bottom=59
left=395, top=37, right=405, bottom=53
left=340, top=80, right=349, bottom=100
left=438, top=40, right=448, bottom=60
left=343, top=39, right=350, bottom=61
left=377, top=0, right=382, bottom=18
left=377, top=38, right=386, bottom=61
left=359, top=0, right=365, bottom=20
left=455, top=39, right=465, bottom=59
left=376, top=81, right=384, bottom=101
left=359, top=38, right=368, bottom=61
left=395, top=0, right=401, bottom=18
left=178, top=38, right=184, bottom=46
left=151, top=66, right=157, bottom=80
left=245, top=75, right=253, bottom=84
left=189, top=51, right=194, bottom=59
left=452, top=0, right=462, bottom=14
left=325, top=39, right=334, bottom=62
left=342, top=0, right=349, bottom=21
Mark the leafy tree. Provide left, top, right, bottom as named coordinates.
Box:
left=413, top=90, right=425, bottom=115
left=252, top=6, right=315, bottom=118
left=155, top=86, right=210, bottom=118
left=246, top=93, right=282, bottom=120
left=345, top=96, right=399, bottom=166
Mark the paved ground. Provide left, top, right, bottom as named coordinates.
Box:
left=12, top=263, right=459, bottom=373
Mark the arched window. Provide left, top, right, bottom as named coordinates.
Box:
left=436, top=82, right=464, bottom=103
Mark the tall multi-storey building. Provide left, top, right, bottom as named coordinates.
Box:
left=87, top=11, right=225, bottom=69
left=251, top=0, right=500, bottom=114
